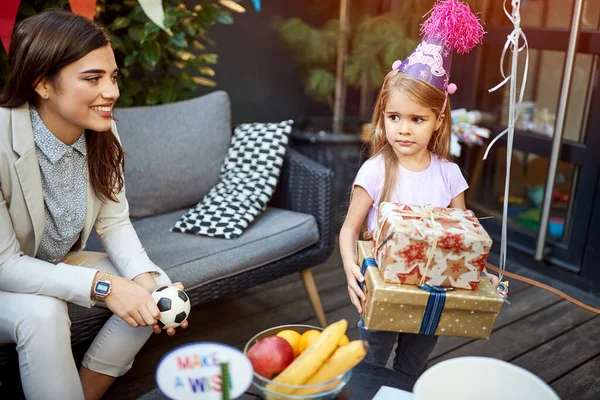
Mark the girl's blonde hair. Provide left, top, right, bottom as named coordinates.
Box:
left=369, top=70, right=452, bottom=206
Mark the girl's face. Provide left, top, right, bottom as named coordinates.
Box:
left=384, top=89, right=442, bottom=158
left=35, top=45, right=120, bottom=135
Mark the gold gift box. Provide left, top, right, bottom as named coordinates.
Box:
left=358, top=241, right=504, bottom=339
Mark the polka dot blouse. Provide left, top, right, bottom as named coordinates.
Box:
left=30, top=106, right=87, bottom=264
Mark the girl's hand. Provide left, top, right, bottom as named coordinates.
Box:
left=151, top=282, right=190, bottom=336
left=104, top=275, right=161, bottom=328
left=344, top=262, right=366, bottom=314
left=483, top=270, right=500, bottom=288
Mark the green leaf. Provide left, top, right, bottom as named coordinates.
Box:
left=124, top=54, right=137, bottom=67
left=219, top=0, right=246, bottom=13
left=191, top=39, right=205, bottom=50
left=168, top=6, right=192, bottom=19
left=177, top=51, right=194, bottom=61
left=214, top=11, right=234, bottom=25
left=164, top=14, right=176, bottom=29
left=179, top=73, right=197, bottom=90
left=197, top=67, right=215, bottom=77
left=122, top=36, right=137, bottom=53
left=144, top=22, right=161, bottom=35
left=146, top=90, right=161, bottom=105
left=170, top=32, right=188, bottom=48
left=183, top=22, right=197, bottom=36
left=19, top=3, right=37, bottom=17
left=305, top=69, right=335, bottom=104
left=128, top=26, right=147, bottom=43
left=140, top=60, right=156, bottom=72
left=131, top=5, right=149, bottom=23
left=112, top=17, right=130, bottom=30
left=192, top=76, right=217, bottom=87
left=108, top=33, right=125, bottom=51
left=196, top=53, right=218, bottom=64
left=160, top=84, right=178, bottom=104
left=141, top=41, right=161, bottom=67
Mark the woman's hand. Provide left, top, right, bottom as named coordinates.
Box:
left=150, top=282, right=189, bottom=336
left=344, top=262, right=366, bottom=314
left=131, top=273, right=190, bottom=336
left=103, top=275, right=161, bottom=328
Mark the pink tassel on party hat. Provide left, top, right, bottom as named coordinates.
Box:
left=420, top=0, right=485, bottom=54
left=394, top=0, right=485, bottom=92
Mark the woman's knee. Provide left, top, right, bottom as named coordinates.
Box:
left=17, top=297, right=70, bottom=342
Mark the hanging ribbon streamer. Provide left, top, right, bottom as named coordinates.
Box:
left=69, top=0, right=98, bottom=21
left=138, top=0, right=172, bottom=35
left=252, top=0, right=261, bottom=12
left=482, top=0, right=529, bottom=282
left=0, top=0, right=21, bottom=54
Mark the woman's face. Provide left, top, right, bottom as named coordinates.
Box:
left=36, top=44, right=119, bottom=134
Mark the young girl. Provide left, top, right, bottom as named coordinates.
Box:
left=0, top=11, right=187, bottom=399
left=339, top=0, right=499, bottom=386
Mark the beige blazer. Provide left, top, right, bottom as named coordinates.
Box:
left=0, top=103, right=160, bottom=307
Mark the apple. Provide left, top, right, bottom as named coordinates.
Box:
left=247, top=336, right=294, bottom=379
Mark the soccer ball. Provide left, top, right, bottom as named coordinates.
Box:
left=151, top=286, right=191, bottom=329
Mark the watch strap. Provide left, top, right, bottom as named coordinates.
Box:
left=94, top=272, right=113, bottom=303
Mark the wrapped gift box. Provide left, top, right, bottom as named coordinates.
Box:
left=359, top=241, right=503, bottom=339
left=374, top=202, right=493, bottom=290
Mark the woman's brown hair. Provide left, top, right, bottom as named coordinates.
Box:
left=368, top=70, right=452, bottom=206
left=0, top=10, right=124, bottom=202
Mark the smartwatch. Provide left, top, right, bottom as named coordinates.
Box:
left=93, top=272, right=113, bottom=303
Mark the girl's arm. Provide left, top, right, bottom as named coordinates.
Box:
left=450, top=192, right=500, bottom=288
left=339, top=186, right=373, bottom=314
left=449, top=192, right=466, bottom=209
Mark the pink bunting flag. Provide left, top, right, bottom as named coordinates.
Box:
left=0, top=0, right=21, bottom=54
left=69, top=0, right=98, bottom=21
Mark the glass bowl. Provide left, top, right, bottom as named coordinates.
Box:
left=243, top=324, right=352, bottom=400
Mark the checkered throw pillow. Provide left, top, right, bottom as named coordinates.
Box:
left=171, top=120, right=293, bottom=239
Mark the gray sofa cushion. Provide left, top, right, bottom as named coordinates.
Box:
left=70, top=207, right=318, bottom=324
left=133, top=207, right=319, bottom=289
left=114, top=91, right=232, bottom=219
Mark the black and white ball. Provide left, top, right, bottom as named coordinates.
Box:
left=151, top=286, right=191, bottom=329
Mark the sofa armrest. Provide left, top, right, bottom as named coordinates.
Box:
left=271, top=148, right=334, bottom=250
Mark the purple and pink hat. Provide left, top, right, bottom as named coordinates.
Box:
left=392, top=0, right=485, bottom=95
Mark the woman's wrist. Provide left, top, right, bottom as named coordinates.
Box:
left=132, top=272, right=157, bottom=291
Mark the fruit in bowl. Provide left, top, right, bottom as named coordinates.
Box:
left=244, top=320, right=368, bottom=399
left=247, top=336, right=295, bottom=379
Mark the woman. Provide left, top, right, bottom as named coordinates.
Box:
left=0, top=11, right=188, bottom=400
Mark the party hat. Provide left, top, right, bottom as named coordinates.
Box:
left=392, top=0, right=485, bottom=94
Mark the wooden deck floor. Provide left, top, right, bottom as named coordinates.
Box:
left=3, top=246, right=599, bottom=399
left=103, top=246, right=600, bottom=400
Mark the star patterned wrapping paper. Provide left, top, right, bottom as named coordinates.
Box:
left=359, top=241, right=504, bottom=339
left=374, top=203, right=493, bottom=290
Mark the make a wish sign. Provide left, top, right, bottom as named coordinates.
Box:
left=156, top=342, right=253, bottom=400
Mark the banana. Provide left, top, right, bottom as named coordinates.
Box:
left=292, top=340, right=369, bottom=396
left=265, top=319, right=348, bottom=395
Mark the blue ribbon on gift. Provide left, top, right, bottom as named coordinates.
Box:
left=361, top=257, right=447, bottom=335
left=418, top=284, right=447, bottom=335
left=360, top=257, right=378, bottom=290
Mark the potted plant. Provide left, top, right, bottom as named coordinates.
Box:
left=1, top=0, right=248, bottom=106
left=274, top=3, right=420, bottom=230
